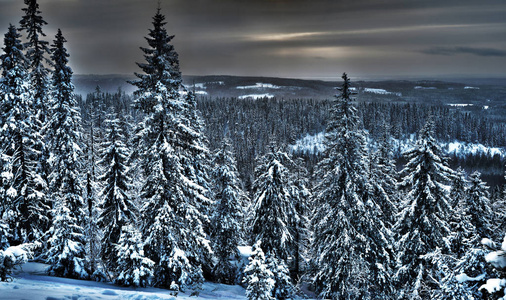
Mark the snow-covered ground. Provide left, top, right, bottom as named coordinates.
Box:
left=179, top=90, right=208, bottom=96
left=4, top=262, right=247, bottom=300
left=238, top=94, right=274, bottom=99
left=236, top=83, right=280, bottom=89
left=363, top=88, right=402, bottom=97
left=414, top=86, right=437, bottom=90
left=193, top=83, right=206, bottom=89
left=448, top=103, right=474, bottom=107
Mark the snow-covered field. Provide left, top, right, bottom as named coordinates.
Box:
left=363, top=88, right=402, bottom=97
left=448, top=103, right=474, bottom=107
left=4, top=263, right=247, bottom=300
left=238, top=94, right=274, bottom=99
left=236, top=83, right=280, bottom=89
left=414, top=86, right=437, bottom=90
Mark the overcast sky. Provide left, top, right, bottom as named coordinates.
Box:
left=0, top=0, right=505, bottom=79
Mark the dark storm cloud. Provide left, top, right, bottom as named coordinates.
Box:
left=0, top=0, right=505, bottom=77
left=422, top=46, right=506, bottom=57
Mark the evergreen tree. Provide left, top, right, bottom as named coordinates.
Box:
left=465, top=171, right=493, bottom=238
left=433, top=247, right=489, bottom=300
left=0, top=24, right=44, bottom=244
left=45, top=29, right=88, bottom=279
left=182, top=90, right=213, bottom=224
left=97, top=112, right=135, bottom=273
left=477, top=234, right=506, bottom=299
left=19, top=0, right=52, bottom=237
left=130, top=7, right=181, bottom=112
left=131, top=8, right=210, bottom=290
left=243, top=241, right=275, bottom=300
left=115, top=225, right=154, bottom=288
left=394, top=119, right=454, bottom=299
left=251, top=145, right=298, bottom=262
left=46, top=198, right=88, bottom=279
left=311, top=73, right=393, bottom=299
left=450, top=167, right=467, bottom=209
left=210, top=136, right=246, bottom=284
left=492, top=170, right=506, bottom=239
left=266, top=256, right=294, bottom=300
left=446, top=167, right=477, bottom=258
left=83, top=86, right=104, bottom=277
left=288, top=157, right=310, bottom=280
left=370, top=122, right=399, bottom=227
left=180, top=90, right=214, bottom=276
left=19, top=0, right=51, bottom=124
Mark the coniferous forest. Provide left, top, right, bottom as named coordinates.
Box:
left=0, top=1, right=505, bottom=299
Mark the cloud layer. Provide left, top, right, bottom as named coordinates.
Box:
left=0, top=0, right=504, bottom=78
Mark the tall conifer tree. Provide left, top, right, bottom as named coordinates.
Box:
left=211, top=136, right=246, bottom=284
left=19, top=0, right=52, bottom=237
left=45, top=29, right=88, bottom=279
left=251, top=145, right=298, bottom=262
left=0, top=24, right=43, bottom=244
left=97, top=112, right=135, bottom=272
left=131, top=8, right=210, bottom=290
left=311, top=73, right=393, bottom=299
left=19, top=0, right=51, bottom=124
left=394, top=120, right=454, bottom=299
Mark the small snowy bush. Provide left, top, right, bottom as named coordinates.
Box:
left=0, top=243, right=33, bottom=281
left=479, top=235, right=506, bottom=298
left=243, top=241, right=275, bottom=300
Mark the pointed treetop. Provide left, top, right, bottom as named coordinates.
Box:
left=336, top=72, right=357, bottom=100
left=20, top=0, right=48, bottom=36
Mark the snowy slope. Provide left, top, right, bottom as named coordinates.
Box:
left=4, top=263, right=247, bottom=300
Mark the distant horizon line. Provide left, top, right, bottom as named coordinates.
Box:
left=73, top=73, right=506, bottom=80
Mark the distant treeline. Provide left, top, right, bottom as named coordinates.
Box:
left=78, top=91, right=506, bottom=190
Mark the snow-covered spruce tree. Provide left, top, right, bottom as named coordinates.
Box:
left=310, top=73, right=393, bottom=299
left=46, top=196, right=88, bottom=279
left=394, top=119, right=454, bottom=299
left=432, top=245, right=490, bottom=299
left=243, top=241, right=275, bottom=300
left=180, top=90, right=214, bottom=276
left=115, top=225, right=154, bottom=288
left=431, top=195, right=483, bottom=299
left=131, top=8, right=210, bottom=290
left=19, top=0, right=52, bottom=237
left=181, top=90, right=213, bottom=223
left=251, top=144, right=298, bottom=263
left=288, top=157, right=311, bottom=280
left=0, top=24, right=44, bottom=245
left=266, top=255, right=294, bottom=300
left=370, top=122, right=399, bottom=227
left=432, top=173, right=495, bottom=299
left=19, top=0, right=51, bottom=124
left=445, top=167, right=477, bottom=258
left=210, top=136, right=246, bottom=284
left=448, top=196, right=479, bottom=259
left=465, top=171, right=493, bottom=238
left=45, top=29, right=88, bottom=279
left=97, top=112, right=135, bottom=273
left=492, top=169, right=506, bottom=239
left=468, top=234, right=506, bottom=299
left=83, top=86, right=106, bottom=278
left=450, top=167, right=467, bottom=209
